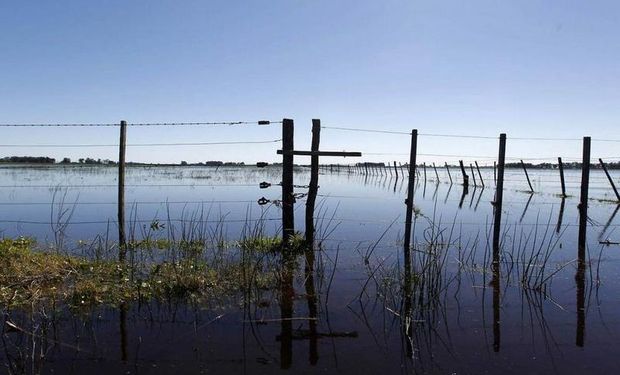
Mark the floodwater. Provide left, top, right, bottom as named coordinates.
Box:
left=1, top=164, right=619, bottom=374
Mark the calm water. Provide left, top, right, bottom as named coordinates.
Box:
left=1, top=164, right=619, bottom=374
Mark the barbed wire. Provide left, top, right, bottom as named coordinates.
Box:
left=321, top=125, right=620, bottom=142
left=0, top=139, right=282, bottom=148
left=0, top=120, right=279, bottom=127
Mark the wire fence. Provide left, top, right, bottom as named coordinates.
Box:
left=0, top=118, right=618, bottom=244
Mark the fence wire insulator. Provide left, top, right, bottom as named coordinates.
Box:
left=259, top=182, right=271, bottom=189
left=258, top=121, right=271, bottom=125
left=257, top=197, right=270, bottom=205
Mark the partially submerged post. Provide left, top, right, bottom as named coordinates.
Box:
left=558, top=157, right=567, bottom=198
left=445, top=162, right=453, bottom=184
left=432, top=162, right=439, bottom=182
left=305, top=120, right=321, bottom=245
left=599, top=158, right=620, bottom=202
left=492, top=134, right=506, bottom=252
left=393, top=161, right=399, bottom=179
left=423, top=162, right=427, bottom=182
left=475, top=161, right=484, bottom=188
left=281, top=119, right=295, bottom=244
left=520, top=159, right=534, bottom=193
left=576, top=136, right=590, bottom=348
left=459, top=160, right=469, bottom=187
left=404, top=130, right=418, bottom=251
left=469, top=163, right=477, bottom=186
left=118, top=120, right=127, bottom=261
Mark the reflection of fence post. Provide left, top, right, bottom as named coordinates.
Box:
left=599, top=158, right=620, bottom=202
left=305, top=120, right=321, bottom=245
left=520, top=159, right=534, bottom=193
left=282, top=119, right=295, bottom=244
left=492, top=134, right=506, bottom=252
left=118, top=120, right=127, bottom=261
left=404, top=130, right=418, bottom=250
left=558, top=157, right=567, bottom=197
left=459, top=160, right=469, bottom=187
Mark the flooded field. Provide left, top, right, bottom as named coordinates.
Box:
left=1, top=164, right=619, bottom=374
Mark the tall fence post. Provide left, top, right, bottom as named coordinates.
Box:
left=118, top=120, right=127, bottom=261
left=576, top=136, right=590, bottom=348
left=492, top=133, right=506, bottom=252
left=282, top=119, right=295, bottom=244
left=305, top=119, right=321, bottom=245
left=558, top=157, right=567, bottom=197
left=599, top=158, right=620, bottom=202
left=404, top=130, right=418, bottom=251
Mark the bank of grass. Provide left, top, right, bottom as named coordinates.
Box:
left=0, top=237, right=281, bottom=309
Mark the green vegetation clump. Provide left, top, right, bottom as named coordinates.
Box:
left=0, top=237, right=278, bottom=309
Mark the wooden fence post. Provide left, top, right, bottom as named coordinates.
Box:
left=492, top=134, right=506, bottom=253
left=576, top=136, right=590, bottom=348
left=469, top=163, right=477, bottom=186
left=282, top=119, right=295, bottom=244
left=432, top=162, right=439, bottom=182
left=558, top=157, right=567, bottom=198
left=393, top=161, right=399, bottom=178
left=404, top=130, right=418, bottom=251
left=459, top=160, right=469, bottom=187
left=305, top=119, right=321, bottom=245
left=445, top=162, right=453, bottom=184
left=520, top=159, right=534, bottom=193
left=118, top=120, right=127, bottom=261
left=599, top=158, right=620, bottom=202
left=475, top=161, right=484, bottom=188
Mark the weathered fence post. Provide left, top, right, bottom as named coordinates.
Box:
left=393, top=161, right=399, bottom=179
left=520, top=159, right=534, bottom=193
left=282, top=119, right=295, bottom=244
left=423, top=162, right=427, bottom=182
left=492, top=133, right=506, bottom=252
left=475, top=161, right=484, bottom=188
left=576, top=136, right=590, bottom=348
left=558, top=157, right=567, bottom=198
left=599, top=158, right=620, bottom=202
left=404, top=130, right=418, bottom=251
left=305, top=119, right=321, bottom=245
left=469, top=163, right=477, bottom=186
left=459, top=160, right=469, bottom=187
left=445, top=162, right=453, bottom=184
left=432, top=162, right=439, bottom=182
left=118, top=120, right=127, bottom=261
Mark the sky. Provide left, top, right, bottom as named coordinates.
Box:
left=1, top=0, right=619, bottom=165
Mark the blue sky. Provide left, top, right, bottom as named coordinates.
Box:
left=1, top=1, right=619, bottom=164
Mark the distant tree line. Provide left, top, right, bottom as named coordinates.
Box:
left=0, top=156, right=55, bottom=164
